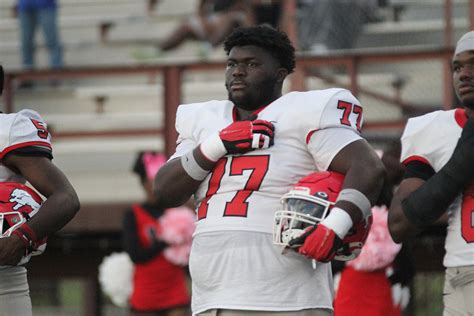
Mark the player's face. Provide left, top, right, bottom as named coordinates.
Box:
left=225, top=45, right=285, bottom=111
left=453, top=50, right=474, bottom=109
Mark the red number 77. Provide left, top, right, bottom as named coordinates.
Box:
left=337, top=100, right=362, bottom=132
left=197, top=155, right=270, bottom=220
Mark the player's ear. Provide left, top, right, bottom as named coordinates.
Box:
left=276, top=68, right=288, bottom=83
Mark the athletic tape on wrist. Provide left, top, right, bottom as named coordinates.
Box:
left=322, top=207, right=353, bottom=239
left=200, top=133, right=227, bottom=162
left=181, top=150, right=210, bottom=181
left=336, top=188, right=372, bottom=219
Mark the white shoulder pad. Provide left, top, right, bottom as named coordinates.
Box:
left=400, top=110, right=450, bottom=166
left=171, top=100, right=229, bottom=160
left=2, top=110, right=52, bottom=155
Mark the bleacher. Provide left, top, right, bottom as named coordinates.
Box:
left=0, top=0, right=471, bottom=314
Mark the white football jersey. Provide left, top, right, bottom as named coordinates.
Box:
left=401, top=108, right=474, bottom=268
left=0, top=109, right=52, bottom=184
left=172, top=88, right=363, bottom=236
left=171, top=89, right=364, bottom=313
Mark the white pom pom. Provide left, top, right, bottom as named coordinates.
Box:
left=98, top=252, right=133, bottom=307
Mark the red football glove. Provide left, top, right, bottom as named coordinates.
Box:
left=297, top=224, right=342, bottom=262
left=200, top=119, right=275, bottom=161
left=288, top=207, right=353, bottom=262
left=219, top=120, right=274, bottom=154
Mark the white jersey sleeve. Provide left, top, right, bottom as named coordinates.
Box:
left=307, top=89, right=363, bottom=171
left=169, top=101, right=230, bottom=161
left=169, top=104, right=200, bottom=161
left=0, top=110, right=52, bottom=158
left=400, top=110, right=460, bottom=171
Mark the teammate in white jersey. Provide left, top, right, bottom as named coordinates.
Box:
left=388, top=31, right=474, bottom=315
left=0, top=65, right=80, bottom=315
left=153, top=26, right=384, bottom=315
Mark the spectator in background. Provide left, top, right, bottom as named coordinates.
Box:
left=122, top=151, right=192, bottom=316
left=156, top=0, right=254, bottom=53
left=297, top=0, right=380, bottom=52
left=15, top=0, right=63, bottom=70
left=333, top=145, right=415, bottom=316
left=251, top=0, right=282, bottom=28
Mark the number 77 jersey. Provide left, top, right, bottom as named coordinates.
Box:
left=171, top=88, right=363, bottom=236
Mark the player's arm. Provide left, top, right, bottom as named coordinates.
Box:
left=388, top=177, right=424, bottom=243
left=0, top=153, right=79, bottom=265
left=296, top=138, right=385, bottom=262
left=154, top=119, right=275, bottom=208
left=328, top=139, right=385, bottom=223
left=3, top=153, right=80, bottom=240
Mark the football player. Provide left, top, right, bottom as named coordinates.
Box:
left=153, top=25, right=384, bottom=315
left=0, top=65, right=80, bottom=315
left=388, top=31, right=474, bottom=315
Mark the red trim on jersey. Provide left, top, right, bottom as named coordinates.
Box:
left=0, top=141, right=52, bottom=158
left=251, top=104, right=269, bottom=116
left=454, top=108, right=467, bottom=128
left=306, top=129, right=319, bottom=144
left=402, top=155, right=431, bottom=167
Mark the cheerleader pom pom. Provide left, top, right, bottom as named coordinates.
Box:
left=98, top=252, right=133, bottom=307
left=347, top=205, right=402, bottom=271
left=160, top=206, right=196, bottom=265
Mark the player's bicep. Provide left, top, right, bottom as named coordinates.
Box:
left=4, top=154, right=72, bottom=198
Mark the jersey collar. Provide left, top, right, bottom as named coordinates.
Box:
left=454, top=108, right=467, bottom=127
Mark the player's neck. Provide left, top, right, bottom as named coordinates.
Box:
left=465, top=107, right=474, bottom=119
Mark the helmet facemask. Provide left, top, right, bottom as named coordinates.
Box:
left=273, top=187, right=333, bottom=247
left=0, top=211, right=26, bottom=237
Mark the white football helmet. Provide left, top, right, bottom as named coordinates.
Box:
left=273, top=171, right=372, bottom=261
left=0, top=182, right=46, bottom=265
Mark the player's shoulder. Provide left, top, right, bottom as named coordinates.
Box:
left=403, top=109, right=456, bottom=139
left=284, top=88, right=353, bottom=101
left=0, top=109, right=44, bottom=122
left=177, top=100, right=230, bottom=115
left=282, top=88, right=358, bottom=110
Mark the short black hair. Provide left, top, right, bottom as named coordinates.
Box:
left=223, top=25, right=296, bottom=74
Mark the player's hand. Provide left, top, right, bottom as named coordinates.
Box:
left=295, top=224, right=343, bottom=262
left=200, top=119, right=275, bottom=161
left=219, top=120, right=274, bottom=154
left=289, top=207, right=353, bottom=262
left=0, top=235, right=27, bottom=266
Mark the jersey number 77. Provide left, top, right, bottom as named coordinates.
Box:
left=197, top=155, right=270, bottom=220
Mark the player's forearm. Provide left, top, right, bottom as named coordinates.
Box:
left=27, top=188, right=80, bottom=239
left=153, top=157, right=205, bottom=208
left=337, top=158, right=385, bottom=224
left=388, top=196, right=420, bottom=243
